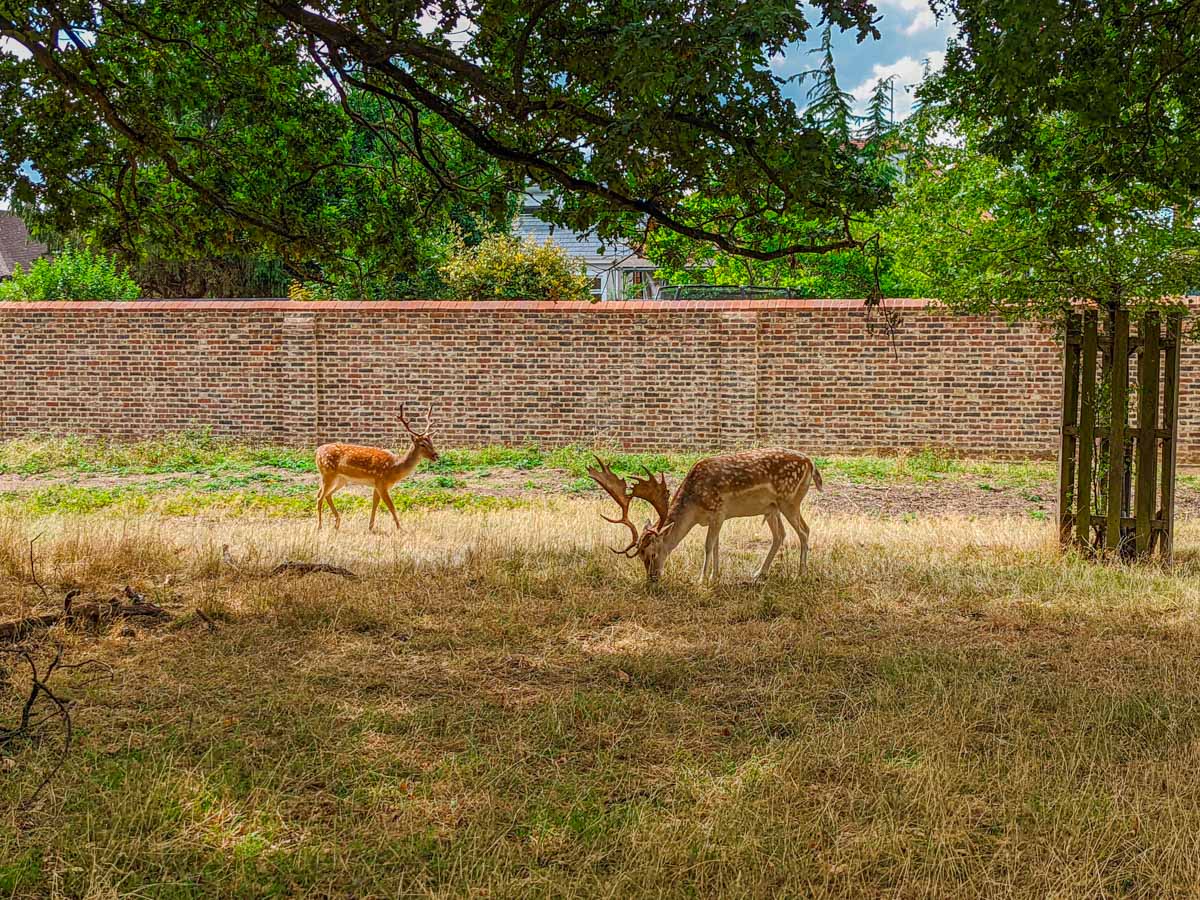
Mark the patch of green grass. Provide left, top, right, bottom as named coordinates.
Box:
left=815, top=456, right=899, bottom=482
left=0, top=434, right=1061, bottom=494
left=0, top=482, right=520, bottom=518
left=959, top=459, right=1056, bottom=489
left=427, top=445, right=546, bottom=473
left=199, top=471, right=295, bottom=491
left=430, top=474, right=461, bottom=489
left=0, top=484, right=148, bottom=514
left=543, top=447, right=702, bottom=479
left=816, top=452, right=1054, bottom=489
left=0, top=430, right=314, bottom=477
left=247, top=447, right=315, bottom=472
left=903, top=447, right=961, bottom=479
left=0, top=849, right=42, bottom=894
left=428, top=445, right=702, bottom=480
left=565, top=477, right=596, bottom=494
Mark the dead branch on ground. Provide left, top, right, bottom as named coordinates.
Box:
left=0, top=592, right=170, bottom=643
left=269, top=561, right=359, bottom=580
left=1, top=641, right=111, bottom=805
left=1, top=541, right=171, bottom=644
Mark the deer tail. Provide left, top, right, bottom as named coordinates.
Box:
left=811, top=462, right=823, bottom=492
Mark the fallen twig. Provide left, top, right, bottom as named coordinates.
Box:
left=28, top=535, right=50, bottom=606
left=268, top=561, right=359, bottom=580
left=1, top=641, right=111, bottom=805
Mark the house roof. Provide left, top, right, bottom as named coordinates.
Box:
left=513, top=189, right=653, bottom=271
left=0, top=214, right=48, bottom=277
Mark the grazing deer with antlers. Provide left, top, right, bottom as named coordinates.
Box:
left=315, top=404, right=439, bottom=531
left=589, top=449, right=821, bottom=583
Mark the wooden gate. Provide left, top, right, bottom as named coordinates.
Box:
left=1057, top=308, right=1183, bottom=560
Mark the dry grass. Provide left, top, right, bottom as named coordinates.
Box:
left=3, top=501, right=1200, bottom=898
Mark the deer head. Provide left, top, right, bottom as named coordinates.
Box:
left=588, top=456, right=673, bottom=582
left=398, top=403, right=440, bottom=462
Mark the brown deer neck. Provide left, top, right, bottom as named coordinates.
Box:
left=660, top=503, right=697, bottom=557
left=392, top=444, right=424, bottom=479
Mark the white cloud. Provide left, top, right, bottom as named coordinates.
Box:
left=876, top=0, right=938, bottom=36
left=850, top=51, right=945, bottom=121
left=417, top=6, right=476, bottom=50
left=0, top=36, right=31, bottom=59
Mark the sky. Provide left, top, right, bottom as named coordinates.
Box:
left=774, top=0, right=956, bottom=122
left=0, top=36, right=28, bottom=58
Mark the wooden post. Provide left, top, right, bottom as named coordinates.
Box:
left=1058, top=314, right=1081, bottom=544
left=1160, top=313, right=1183, bottom=561
left=1135, top=312, right=1160, bottom=556
left=1075, top=311, right=1098, bottom=548
left=1106, top=308, right=1129, bottom=553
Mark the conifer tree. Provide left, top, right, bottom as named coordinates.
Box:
left=805, top=26, right=856, bottom=143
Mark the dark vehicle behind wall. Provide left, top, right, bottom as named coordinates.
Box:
left=656, top=284, right=807, bottom=301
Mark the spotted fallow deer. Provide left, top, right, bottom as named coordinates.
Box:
left=588, top=449, right=822, bottom=583
left=315, top=404, right=439, bottom=531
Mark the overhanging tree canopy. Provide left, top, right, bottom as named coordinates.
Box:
left=883, top=117, right=1200, bottom=322
left=894, top=0, right=1200, bottom=319
left=927, top=0, right=1200, bottom=197
left=0, top=1, right=891, bottom=268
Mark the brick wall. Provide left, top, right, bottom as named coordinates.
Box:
left=0, top=299, right=1195, bottom=459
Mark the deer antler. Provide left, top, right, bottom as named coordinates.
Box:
left=397, top=403, right=417, bottom=437
left=630, top=466, right=670, bottom=529
left=423, top=402, right=435, bottom=436
left=399, top=402, right=435, bottom=438
left=587, top=456, right=640, bottom=556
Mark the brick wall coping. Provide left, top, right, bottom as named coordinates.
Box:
left=0, top=297, right=933, bottom=313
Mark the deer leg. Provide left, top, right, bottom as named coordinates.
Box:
left=704, top=520, right=723, bottom=583
left=781, top=504, right=810, bottom=571
left=379, top=486, right=402, bottom=530
left=316, top=473, right=337, bottom=529
left=324, top=491, right=341, bottom=531
left=322, top=477, right=344, bottom=531
left=369, top=489, right=381, bottom=532
left=754, top=511, right=786, bottom=581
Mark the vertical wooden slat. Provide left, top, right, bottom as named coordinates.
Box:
left=1106, top=308, right=1129, bottom=552
left=1097, top=316, right=1112, bottom=551
left=1057, top=314, right=1081, bottom=544
left=1135, top=312, right=1160, bottom=556
left=1160, top=313, right=1183, bottom=561
left=1124, top=438, right=1135, bottom=534
left=1075, top=311, right=1097, bottom=548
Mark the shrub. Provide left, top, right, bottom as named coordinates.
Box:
left=288, top=281, right=323, bottom=302
left=287, top=266, right=449, bottom=301
left=440, top=234, right=593, bottom=302
left=0, top=247, right=140, bottom=301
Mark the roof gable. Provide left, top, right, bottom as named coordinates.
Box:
left=0, top=214, right=48, bottom=278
